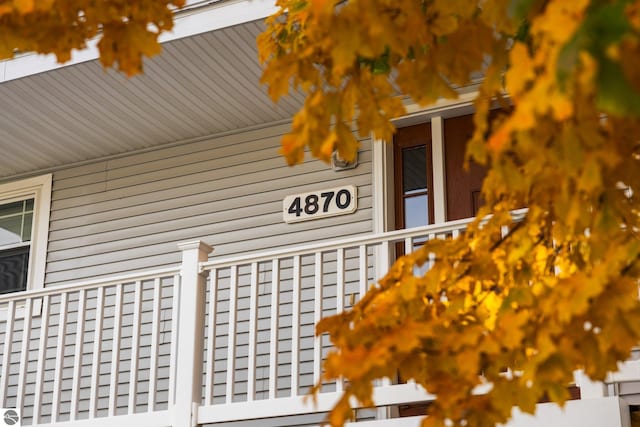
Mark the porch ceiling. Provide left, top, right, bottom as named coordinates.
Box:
left=0, top=17, right=304, bottom=180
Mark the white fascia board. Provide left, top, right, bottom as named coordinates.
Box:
left=0, top=0, right=277, bottom=83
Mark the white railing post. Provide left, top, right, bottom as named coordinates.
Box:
left=173, top=240, right=214, bottom=427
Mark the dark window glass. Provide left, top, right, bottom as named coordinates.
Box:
left=402, top=146, right=427, bottom=193
left=0, top=245, right=29, bottom=294
left=0, top=201, right=26, bottom=216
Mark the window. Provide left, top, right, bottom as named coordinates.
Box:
left=0, top=175, right=51, bottom=294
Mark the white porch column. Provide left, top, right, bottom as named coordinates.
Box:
left=430, top=116, right=447, bottom=224
left=173, top=240, right=214, bottom=427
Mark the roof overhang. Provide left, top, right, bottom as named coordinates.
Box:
left=0, top=0, right=304, bottom=180
left=0, top=0, right=278, bottom=83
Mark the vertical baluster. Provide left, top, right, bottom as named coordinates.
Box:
left=32, top=296, right=50, bottom=423
left=313, top=252, right=323, bottom=386
left=108, top=284, right=123, bottom=417
left=452, top=228, right=460, bottom=239
left=247, top=263, right=258, bottom=401
left=268, top=260, right=280, bottom=400
left=379, top=241, right=390, bottom=283
left=148, top=278, right=161, bottom=410
left=168, top=274, right=181, bottom=407
left=427, top=233, right=437, bottom=270
left=128, top=282, right=142, bottom=414
left=336, top=249, right=345, bottom=314
left=359, top=245, right=368, bottom=299
left=16, top=298, right=32, bottom=413
left=0, top=300, right=16, bottom=407
left=376, top=241, right=393, bottom=387
left=89, top=287, right=104, bottom=418
left=404, top=237, right=413, bottom=254
left=204, top=270, right=217, bottom=406
left=51, top=293, right=68, bottom=422
left=336, top=249, right=344, bottom=392
left=291, top=256, right=301, bottom=397
left=70, top=290, right=86, bottom=420
left=225, top=266, right=238, bottom=404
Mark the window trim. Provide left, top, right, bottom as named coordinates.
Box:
left=0, top=174, right=52, bottom=292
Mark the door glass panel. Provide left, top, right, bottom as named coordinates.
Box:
left=402, top=146, right=427, bottom=193
left=404, top=195, right=429, bottom=229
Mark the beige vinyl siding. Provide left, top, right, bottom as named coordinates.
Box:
left=46, top=122, right=373, bottom=286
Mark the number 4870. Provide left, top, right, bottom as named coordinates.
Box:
left=287, top=189, right=352, bottom=217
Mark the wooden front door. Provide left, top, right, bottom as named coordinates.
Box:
left=393, top=114, right=487, bottom=231
left=444, top=114, right=487, bottom=221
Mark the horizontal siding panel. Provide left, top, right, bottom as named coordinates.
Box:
left=45, top=216, right=372, bottom=285
left=52, top=142, right=284, bottom=199
left=48, top=206, right=372, bottom=270
left=48, top=163, right=371, bottom=234
left=48, top=185, right=372, bottom=253
left=105, top=119, right=293, bottom=172
left=52, top=161, right=109, bottom=184
left=47, top=195, right=372, bottom=263
left=49, top=170, right=372, bottom=238
left=50, top=145, right=371, bottom=213
left=44, top=127, right=373, bottom=286
left=50, top=119, right=368, bottom=200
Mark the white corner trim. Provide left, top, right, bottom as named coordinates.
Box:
left=372, top=136, right=394, bottom=233
left=0, top=174, right=52, bottom=291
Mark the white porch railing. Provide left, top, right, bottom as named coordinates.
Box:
left=0, top=268, right=181, bottom=427
left=194, top=215, right=479, bottom=425
left=0, top=214, right=635, bottom=427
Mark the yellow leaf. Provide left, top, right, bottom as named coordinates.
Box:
left=13, top=0, right=34, bottom=13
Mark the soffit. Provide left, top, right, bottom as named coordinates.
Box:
left=0, top=19, right=304, bottom=180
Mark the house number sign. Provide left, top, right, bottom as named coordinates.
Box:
left=283, top=185, right=357, bottom=223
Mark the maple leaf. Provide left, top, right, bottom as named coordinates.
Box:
left=0, top=0, right=184, bottom=75
left=259, top=1, right=640, bottom=426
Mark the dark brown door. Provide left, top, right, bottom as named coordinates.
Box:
left=393, top=123, right=434, bottom=230
left=444, top=114, right=488, bottom=221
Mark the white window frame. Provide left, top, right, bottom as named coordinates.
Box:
left=0, top=174, right=52, bottom=292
